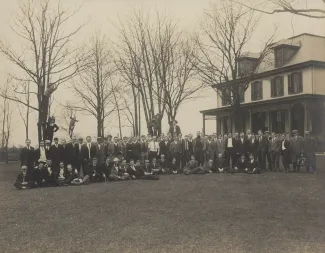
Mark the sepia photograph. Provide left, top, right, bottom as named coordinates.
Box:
left=0, top=0, right=324, bottom=252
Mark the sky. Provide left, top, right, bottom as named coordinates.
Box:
left=0, top=0, right=325, bottom=146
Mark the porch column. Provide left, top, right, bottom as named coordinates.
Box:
left=249, top=108, right=252, bottom=131
left=303, top=100, right=308, bottom=133
left=268, top=108, right=271, bottom=132
left=202, top=114, right=206, bottom=135
left=288, top=104, right=292, bottom=135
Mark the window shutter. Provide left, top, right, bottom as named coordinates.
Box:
left=259, top=82, right=263, bottom=100
left=280, top=76, right=284, bottom=96
left=251, top=82, right=254, bottom=101
left=298, top=72, right=303, bottom=93
left=288, top=74, right=293, bottom=94
left=271, top=78, right=275, bottom=97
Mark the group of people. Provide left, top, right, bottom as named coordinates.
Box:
left=15, top=119, right=318, bottom=190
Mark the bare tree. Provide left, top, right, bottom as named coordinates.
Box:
left=1, top=80, right=15, bottom=164
left=0, top=0, right=86, bottom=143
left=115, top=11, right=181, bottom=135
left=237, top=0, right=325, bottom=19
left=163, top=39, right=206, bottom=123
left=14, top=80, right=31, bottom=140
left=69, top=33, right=116, bottom=137
left=194, top=1, right=276, bottom=131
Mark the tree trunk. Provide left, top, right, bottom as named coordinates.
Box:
left=138, top=90, right=141, bottom=137
left=97, top=117, right=102, bottom=137
left=232, top=104, right=243, bottom=133
left=5, top=143, right=8, bottom=164
left=38, top=95, right=50, bottom=143
left=26, top=82, right=30, bottom=140
left=132, top=87, right=138, bottom=136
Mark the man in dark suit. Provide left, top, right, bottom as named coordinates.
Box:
left=225, top=133, right=237, bottom=168
left=113, top=136, right=121, bottom=158
left=106, top=135, right=115, bottom=159
left=85, top=136, right=96, bottom=161
left=183, top=135, right=193, bottom=167
left=280, top=134, right=291, bottom=172
left=256, top=130, right=268, bottom=171
left=237, top=132, right=248, bottom=157
left=20, top=139, right=35, bottom=173
left=49, top=137, right=63, bottom=177
left=290, top=130, right=303, bottom=172
left=168, top=120, right=181, bottom=137
left=193, top=131, right=204, bottom=166
left=159, top=136, right=170, bottom=159
left=303, top=131, right=317, bottom=173
left=269, top=132, right=281, bottom=172
left=95, top=137, right=106, bottom=166
left=76, top=137, right=87, bottom=173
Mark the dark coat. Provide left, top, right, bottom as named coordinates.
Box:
left=237, top=138, right=249, bottom=154
left=20, top=146, right=35, bottom=167
left=49, top=144, right=63, bottom=164
left=215, top=157, right=227, bottom=168
left=168, top=125, right=181, bottom=136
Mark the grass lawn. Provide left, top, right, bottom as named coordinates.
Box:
left=0, top=162, right=325, bottom=253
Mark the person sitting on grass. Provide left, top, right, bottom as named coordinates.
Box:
left=234, top=154, right=247, bottom=173
left=245, top=153, right=260, bottom=174
left=83, top=158, right=105, bottom=184
left=109, top=158, right=129, bottom=181
left=184, top=155, right=206, bottom=175
left=57, top=162, right=66, bottom=186
left=120, top=159, right=128, bottom=174
left=43, top=159, right=58, bottom=187
left=202, top=159, right=214, bottom=173
left=65, top=164, right=83, bottom=185
left=215, top=153, right=228, bottom=173
left=138, top=162, right=159, bottom=180
left=170, top=157, right=179, bottom=174
left=150, top=157, right=160, bottom=175
left=14, top=165, right=34, bottom=190
left=127, top=159, right=138, bottom=179
left=158, top=154, right=169, bottom=174
left=143, top=159, right=152, bottom=175
left=33, top=161, right=47, bottom=187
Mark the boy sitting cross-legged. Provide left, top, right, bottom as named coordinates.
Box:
left=57, top=162, right=67, bottom=186
left=246, top=153, right=261, bottom=174
left=109, top=158, right=129, bottom=181
left=83, top=158, right=106, bottom=184
left=65, top=164, right=83, bottom=185
left=202, top=159, right=214, bottom=173
left=234, top=154, right=247, bottom=173
left=14, top=165, right=34, bottom=190
left=138, top=160, right=159, bottom=180
left=158, top=154, right=169, bottom=174
left=215, top=153, right=229, bottom=173
left=33, top=161, right=47, bottom=187
left=184, top=155, right=206, bottom=175
left=43, top=159, right=58, bottom=187
left=170, top=157, right=179, bottom=174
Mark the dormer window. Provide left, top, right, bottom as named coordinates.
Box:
left=238, top=57, right=259, bottom=76
left=274, top=45, right=300, bottom=68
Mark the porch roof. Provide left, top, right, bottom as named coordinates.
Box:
left=200, top=94, right=325, bottom=116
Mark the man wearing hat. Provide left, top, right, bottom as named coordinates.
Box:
left=109, top=157, right=129, bottom=181
left=95, top=137, right=106, bottom=166
left=168, top=120, right=181, bottom=137
left=302, top=131, right=317, bottom=173
left=290, top=130, right=303, bottom=172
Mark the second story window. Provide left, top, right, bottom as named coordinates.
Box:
left=271, top=76, right=284, bottom=97
left=288, top=72, right=303, bottom=94
left=274, top=45, right=299, bottom=68
left=251, top=81, right=263, bottom=101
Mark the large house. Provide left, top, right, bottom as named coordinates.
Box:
left=200, top=33, right=325, bottom=138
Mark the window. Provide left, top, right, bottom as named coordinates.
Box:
left=238, top=59, right=258, bottom=76
left=239, top=85, right=245, bottom=103
left=271, top=76, right=284, bottom=97
left=274, top=46, right=299, bottom=68
left=221, top=89, right=230, bottom=106
left=288, top=72, right=303, bottom=94
left=251, top=81, right=263, bottom=101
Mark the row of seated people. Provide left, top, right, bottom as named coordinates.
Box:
left=14, top=153, right=260, bottom=189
